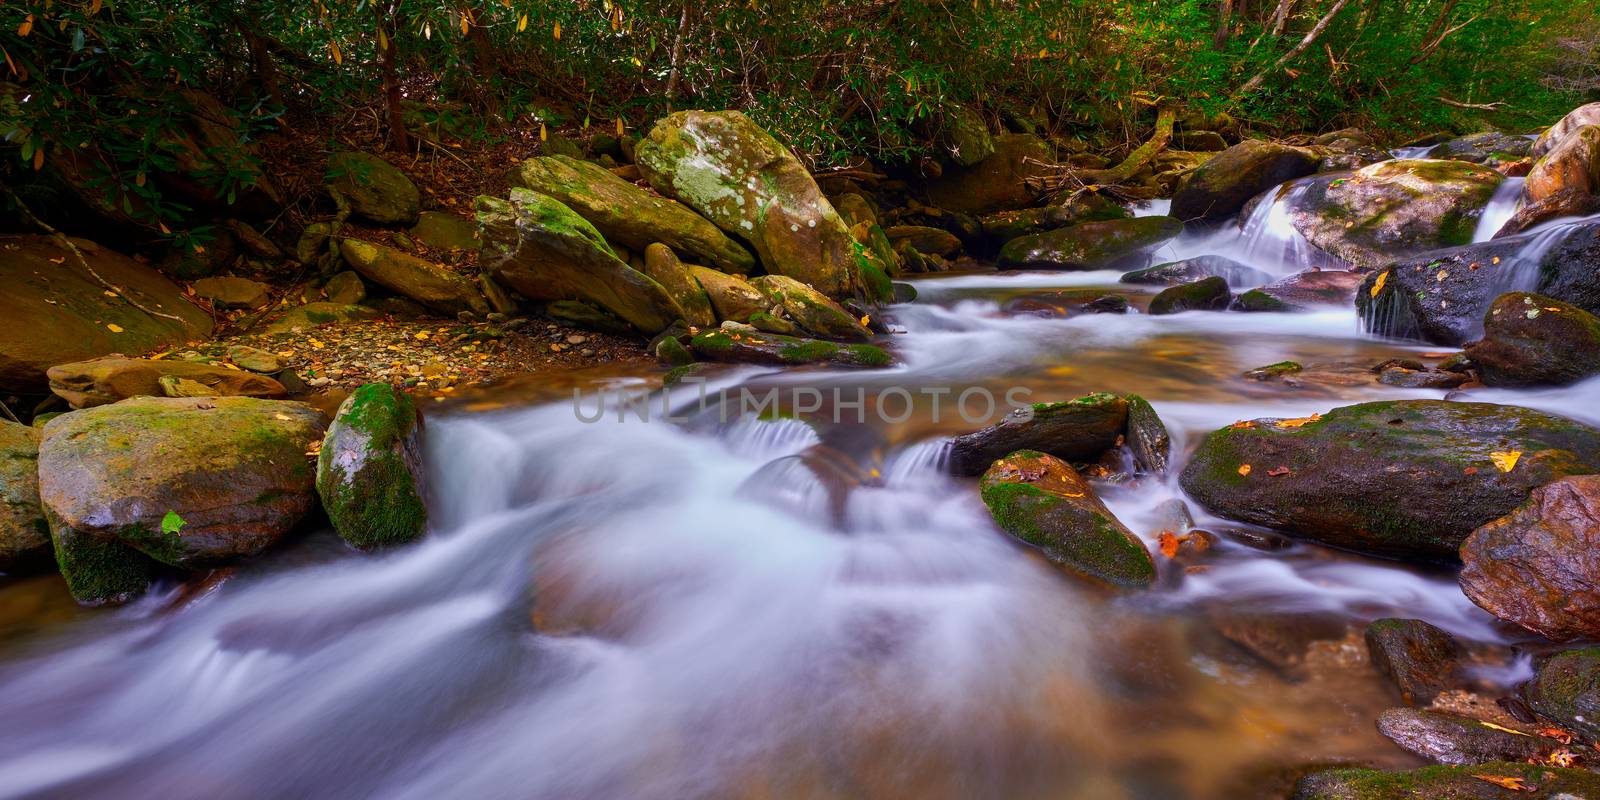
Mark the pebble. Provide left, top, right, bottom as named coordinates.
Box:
left=566, top=334, right=588, bottom=345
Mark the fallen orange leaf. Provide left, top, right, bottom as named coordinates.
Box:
left=1237, top=464, right=1252, bottom=477
left=1471, top=774, right=1533, bottom=791
left=1158, top=531, right=1180, bottom=558
left=1490, top=451, right=1521, bottom=472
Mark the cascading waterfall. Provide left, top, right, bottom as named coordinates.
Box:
left=1472, top=177, right=1525, bottom=242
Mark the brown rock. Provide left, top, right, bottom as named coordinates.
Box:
left=1523, top=124, right=1600, bottom=206
left=46, top=357, right=286, bottom=408
left=190, top=276, right=270, bottom=309
left=1460, top=475, right=1600, bottom=641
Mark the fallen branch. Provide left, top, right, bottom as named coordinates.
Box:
left=1024, top=105, right=1176, bottom=194
left=1230, top=0, right=1354, bottom=102
left=1437, top=96, right=1508, bottom=111
left=0, top=181, right=186, bottom=322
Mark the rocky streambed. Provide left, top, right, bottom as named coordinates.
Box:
left=4, top=104, right=1600, bottom=799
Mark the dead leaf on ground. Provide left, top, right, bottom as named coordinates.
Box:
left=1471, top=774, right=1534, bottom=791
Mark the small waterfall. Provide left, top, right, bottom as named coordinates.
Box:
left=1472, top=177, right=1524, bottom=242
left=1148, top=176, right=1343, bottom=278
left=881, top=439, right=952, bottom=486
left=1501, top=211, right=1600, bottom=291
left=1388, top=145, right=1435, bottom=160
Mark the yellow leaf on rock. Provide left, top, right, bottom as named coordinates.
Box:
left=1490, top=451, right=1521, bottom=472
left=1275, top=413, right=1322, bottom=429
left=1477, top=721, right=1530, bottom=736
left=1370, top=271, right=1388, bottom=297
left=106, top=323, right=123, bottom=333
left=1237, top=464, right=1252, bottom=477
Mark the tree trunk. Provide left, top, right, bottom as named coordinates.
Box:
left=1270, top=0, right=1295, bottom=35
left=1214, top=0, right=1236, bottom=50
left=466, top=18, right=501, bottom=115
left=663, top=4, right=690, bottom=110
left=374, top=2, right=409, bottom=152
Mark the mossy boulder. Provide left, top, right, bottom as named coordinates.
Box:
left=981, top=193, right=1131, bottom=244
left=749, top=275, right=871, bottom=342
left=1178, top=400, right=1600, bottom=561
left=476, top=190, right=683, bottom=334
left=933, top=104, right=994, bottom=167
left=1426, top=131, right=1533, bottom=164
left=925, top=133, right=1054, bottom=214
left=407, top=211, right=481, bottom=252
left=635, top=110, right=861, bottom=298
left=1523, top=647, right=1600, bottom=739
left=1290, top=160, right=1503, bottom=268
left=1121, top=255, right=1273, bottom=287
left=997, top=217, right=1183, bottom=270
left=1375, top=710, right=1556, bottom=766
left=1364, top=618, right=1464, bottom=706
left=688, top=266, right=767, bottom=323
left=1465, top=293, right=1600, bottom=387
left=338, top=239, right=488, bottom=316
left=507, top=154, right=755, bottom=274
left=259, top=302, right=379, bottom=335
left=1148, top=276, right=1231, bottom=315
left=979, top=450, right=1155, bottom=589
left=834, top=193, right=877, bottom=228
left=1460, top=476, right=1600, bottom=642
left=849, top=223, right=899, bottom=301
left=0, top=421, right=48, bottom=571
left=642, top=244, right=716, bottom=328
left=316, top=384, right=427, bottom=549
left=1169, top=140, right=1319, bottom=224
left=1292, top=761, right=1600, bottom=799
left=46, top=357, right=286, bottom=409
left=38, top=396, right=325, bottom=604
left=325, top=151, right=420, bottom=226
left=948, top=393, right=1128, bottom=476
left=0, top=235, right=213, bottom=394
left=1522, top=124, right=1600, bottom=207
left=883, top=225, right=962, bottom=258
left=688, top=328, right=890, bottom=368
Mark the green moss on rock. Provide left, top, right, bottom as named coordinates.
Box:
left=317, top=383, right=428, bottom=549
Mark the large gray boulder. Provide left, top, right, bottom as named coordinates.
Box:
left=1291, top=159, right=1503, bottom=268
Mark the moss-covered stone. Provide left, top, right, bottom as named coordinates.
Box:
left=317, top=383, right=428, bottom=549
left=688, top=266, right=767, bottom=323
left=1292, top=159, right=1503, bottom=268
left=1522, top=647, right=1600, bottom=740
left=1292, top=761, right=1600, bottom=799
left=1464, top=292, right=1600, bottom=387
left=338, top=238, right=488, bottom=316
left=48, top=512, right=156, bottom=606
left=979, top=450, right=1155, bottom=589
left=948, top=393, right=1128, bottom=476
left=408, top=211, right=481, bottom=252
left=259, top=302, right=380, bottom=335
left=750, top=275, right=871, bottom=341
left=1148, top=276, right=1231, bottom=315
left=1178, top=399, right=1600, bottom=561
left=688, top=329, right=890, bottom=368
left=0, top=421, right=49, bottom=571
left=642, top=243, right=716, bottom=328
left=997, top=217, right=1182, bottom=270
left=1170, top=140, right=1319, bottom=224
left=325, top=151, right=420, bottom=225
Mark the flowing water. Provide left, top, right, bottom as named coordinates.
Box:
left=5, top=176, right=1600, bottom=799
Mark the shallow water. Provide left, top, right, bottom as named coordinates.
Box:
left=3, top=181, right=1598, bottom=799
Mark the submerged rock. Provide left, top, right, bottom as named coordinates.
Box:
left=979, top=450, right=1155, bottom=588
left=339, top=239, right=488, bottom=316
left=1293, top=160, right=1503, bottom=268
left=1464, top=293, right=1600, bottom=387
left=1364, top=618, right=1464, bottom=706
left=46, top=357, right=286, bottom=409
left=1375, top=709, right=1550, bottom=766
left=635, top=110, right=861, bottom=297
left=947, top=393, right=1128, bottom=476
left=1170, top=140, right=1319, bottom=224
left=1178, top=400, right=1600, bottom=561
left=1148, top=276, right=1231, bottom=315
left=317, top=384, right=428, bottom=549
left=0, top=421, right=48, bottom=571
left=1120, top=255, right=1273, bottom=287
left=507, top=154, right=755, bottom=274
left=1460, top=475, right=1600, bottom=642
left=688, top=328, right=889, bottom=368
left=477, top=190, right=682, bottom=334
left=325, top=151, right=420, bottom=225
left=38, top=397, right=325, bottom=604
left=1292, top=761, right=1600, bottom=799
left=1523, top=647, right=1600, bottom=739
left=997, top=217, right=1182, bottom=270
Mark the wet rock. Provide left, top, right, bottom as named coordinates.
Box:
left=848, top=222, right=898, bottom=302
left=979, top=450, right=1155, bottom=589
left=981, top=195, right=1131, bottom=244
left=689, top=266, right=767, bottom=323
left=1464, top=293, right=1600, bottom=387
left=884, top=225, right=962, bottom=257
left=1178, top=400, right=1600, bottom=561
left=1292, top=761, right=1600, bottom=799
left=1426, top=132, right=1534, bottom=164
left=947, top=393, right=1128, bottom=476
left=688, top=328, right=890, bottom=368
left=1533, top=102, right=1600, bottom=157
left=1000, top=290, right=1128, bottom=318
left=1174, top=130, right=1228, bottom=151
left=1523, top=124, right=1600, bottom=206
left=476, top=190, right=682, bottom=334
left=543, top=300, right=634, bottom=336
left=0, top=235, right=213, bottom=394
left=1121, top=255, right=1273, bottom=287
left=642, top=244, right=715, bottom=328
left=654, top=335, right=695, bottom=366
left=38, top=397, right=325, bottom=604
left=317, top=384, right=427, bottom=549
left=190, top=276, right=270, bottom=309
left=1293, top=160, right=1504, bottom=268
left=1207, top=611, right=1353, bottom=674
left=1248, top=269, right=1366, bottom=311
left=997, top=217, right=1183, bottom=270
left=325, top=151, right=420, bottom=225
left=1243, top=361, right=1304, bottom=381
left=1365, top=618, right=1464, bottom=706
left=320, top=271, right=367, bottom=305
left=0, top=421, right=48, bottom=571
left=1375, top=709, right=1552, bottom=766
left=1523, top=647, right=1600, bottom=739
left=1148, top=276, right=1231, bottom=315
left=1495, top=187, right=1600, bottom=238
left=1124, top=394, right=1170, bottom=476
left=508, top=154, right=755, bottom=275
left=834, top=193, right=877, bottom=228
left=1376, top=364, right=1467, bottom=388
left=925, top=133, right=1054, bottom=214
left=750, top=275, right=872, bottom=342
left=407, top=211, right=480, bottom=252
left=1170, top=140, right=1319, bottom=224
left=46, top=357, right=286, bottom=409
left=226, top=345, right=284, bottom=374
left=259, top=302, right=379, bottom=335
left=338, top=239, right=488, bottom=316
left=1460, top=475, right=1600, bottom=642
left=635, top=110, right=860, bottom=297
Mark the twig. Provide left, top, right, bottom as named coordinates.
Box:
left=0, top=399, right=19, bottom=424
left=0, top=181, right=186, bottom=322
left=1438, top=96, right=1508, bottom=111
